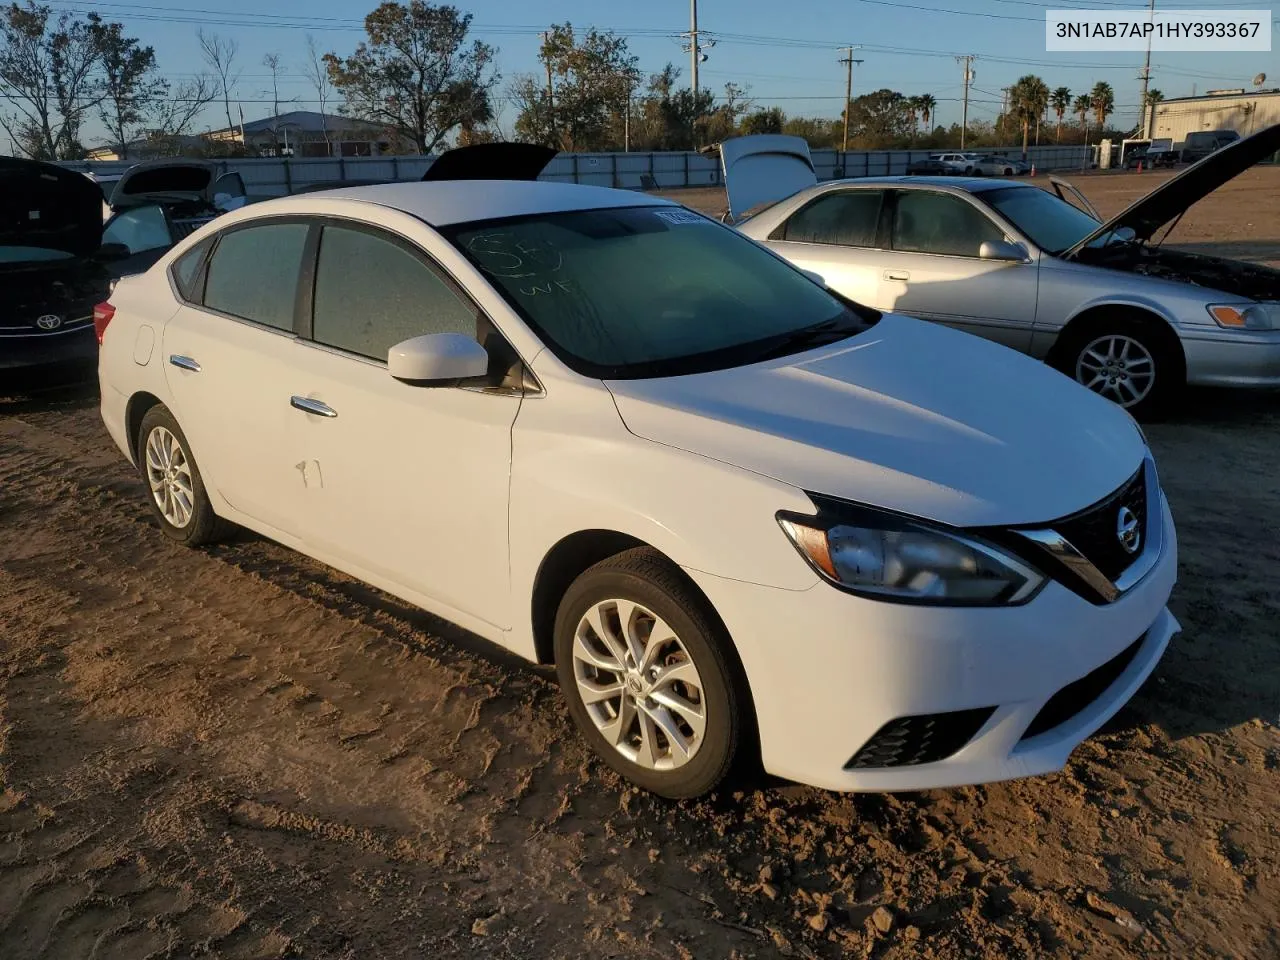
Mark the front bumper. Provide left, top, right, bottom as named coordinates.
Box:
left=1181, top=329, right=1280, bottom=388
left=685, top=495, right=1178, bottom=792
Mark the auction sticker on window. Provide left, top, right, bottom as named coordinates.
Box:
left=1046, top=9, right=1271, bottom=51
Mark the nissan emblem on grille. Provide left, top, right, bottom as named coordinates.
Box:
left=1116, top=505, right=1141, bottom=555
left=36, top=314, right=62, bottom=330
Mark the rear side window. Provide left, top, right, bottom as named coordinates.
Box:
left=892, top=191, right=1005, bottom=257
left=311, top=224, right=478, bottom=361
left=782, top=191, right=883, bottom=247
left=171, top=238, right=212, bottom=301
left=203, top=222, right=309, bottom=330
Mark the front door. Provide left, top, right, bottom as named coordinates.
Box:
left=285, top=221, right=521, bottom=628
left=876, top=189, right=1039, bottom=352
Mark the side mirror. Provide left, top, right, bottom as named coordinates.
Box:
left=388, top=333, right=489, bottom=385
left=979, top=239, right=1028, bottom=262
left=800, top=269, right=826, bottom=287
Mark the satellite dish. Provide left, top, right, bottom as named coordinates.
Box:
left=1254, top=72, right=1267, bottom=87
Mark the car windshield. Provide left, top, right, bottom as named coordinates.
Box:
left=443, top=205, right=878, bottom=379
left=980, top=186, right=1105, bottom=255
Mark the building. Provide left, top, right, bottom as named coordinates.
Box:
left=85, top=134, right=207, bottom=162
left=204, top=110, right=405, bottom=157
left=1143, top=89, right=1280, bottom=144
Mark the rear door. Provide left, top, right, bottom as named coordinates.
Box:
left=161, top=218, right=313, bottom=537
left=760, top=188, right=889, bottom=306
left=875, top=188, right=1039, bottom=350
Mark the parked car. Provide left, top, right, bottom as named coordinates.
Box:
left=1122, top=143, right=1150, bottom=169
left=1179, top=129, right=1240, bottom=164
left=906, top=157, right=952, bottom=175
left=99, top=159, right=250, bottom=277
left=723, top=128, right=1280, bottom=416
left=97, top=149, right=1177, bottom=799
left=930, top=152, right=986, bottom=174
left=972, top=154, right=1029, bottom=176
left=2, top=158, right=115, bottom=389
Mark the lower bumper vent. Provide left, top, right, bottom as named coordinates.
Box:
left=845, top=707, right=996, bottom=770
left=1021, top=634, right=1145, bottom=741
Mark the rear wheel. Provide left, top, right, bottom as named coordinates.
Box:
left=137, top=405, right=226, bottom=546
left=554, top=548, right=745, bottom=799
left=1055, top=316, right=1183, bottom=419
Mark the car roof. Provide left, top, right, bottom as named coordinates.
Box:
left=296, top=179, right=675, bottom=226
left=821, top=175, right=1037, bottom=193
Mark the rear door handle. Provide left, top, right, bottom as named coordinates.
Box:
left=169, top=355, right=201, bottom=372
left=883, top=270, right=910, bottom=282
left=290, top=395, right=337, bottom=418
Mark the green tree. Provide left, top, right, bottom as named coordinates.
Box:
left=1010, top=74, right=1049, bottom=157
left=629, top=64, right=712, bottom=151
left=1050, top=86, right=1072, bottom=142
left=92, top=20, right=167, bottom=159
left=844, top=89, right=914, bottom=147
left=782, top=115, right=838, bottom=148
left=740, top=105, right=784, bottom=135
left=1089, top=81, right=1114, bottom=130
left=0, top=1, right=103, bottom=159
left=698, top=82, right=751, bottom=143
left=511, top=22, right=639, bottom=151
left=1145, top=88, right=1164, bottom=106
left=325, top=1, right=497, bottom=154
left=1073, top=93, right=1091, bottom=137
left=916, top=93, right=936, bottom=133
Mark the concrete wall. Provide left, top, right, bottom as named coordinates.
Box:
left=1144, top=92, right=1280, bottom=143
left=59, top=143, right=1096, bottom=197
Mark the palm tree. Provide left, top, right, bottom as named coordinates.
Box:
left=1011, top=74, right=1050, bottom=158
left=1073, top=93, right=1091, bottom=138
left=905, top=96, right=921, bottom=140
left=1050, top=86, right=1072, bottom=142
left=1090, top=81, right=1115, bottom=131
left=917, top=93, right=937, bottom=135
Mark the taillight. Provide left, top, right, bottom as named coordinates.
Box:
left=93, top=302, right=116, bottom=345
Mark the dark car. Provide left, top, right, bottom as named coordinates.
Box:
left=1, top=158, right=115, bottom=391
left=906, top=158, right=952, bottom=175
left=1180, top=129, right=1241, bottom=165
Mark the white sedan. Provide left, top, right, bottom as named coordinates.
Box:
left=96, top=172, right=1179, bottom=798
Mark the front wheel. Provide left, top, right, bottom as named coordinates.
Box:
left=1056, top=318, right=1182, bottom=419
left=554, top=548, right=746, bottom=799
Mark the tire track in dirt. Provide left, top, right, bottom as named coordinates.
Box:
left=3, top=389, right=1279, bottom=958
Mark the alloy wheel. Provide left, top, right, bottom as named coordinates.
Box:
left=571, top=598, right=707, bottom=771
left=144, top=425, right=195, bottom=528
left=1075, top=334, right=1156, bottom=408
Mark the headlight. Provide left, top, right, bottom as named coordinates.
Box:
left=1208, top=302, right=1280, bottom=330
left=778, top=501, right=1045, bottom=606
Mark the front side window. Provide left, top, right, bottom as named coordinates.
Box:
left=442, top=205, right=878, bottom=379
left=981, top=186, right=1102, bottom=255
left=102, top=205, right=173, bottom=255
left=311, top=225, right=478, bottom=360
left=782, top=191, right=883, bottom=247
left=203, top=222, right=309, bottom=330
left=892, top=191, right=1006, bottom=257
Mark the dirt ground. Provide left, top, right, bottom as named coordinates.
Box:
left=2, top=168, right=1279, bottom=960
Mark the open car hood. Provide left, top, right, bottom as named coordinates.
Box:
left=1063, top=123, right=1280, bottom=259
left=0, top=157, right=103, bottom=258
left=719, top=135, right=818, bottom=223
left=109, top=158, right=218, bottom=209
left=422, top=143, right=557, bottom=181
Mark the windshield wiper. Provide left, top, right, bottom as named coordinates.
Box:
left=749, top=317, right=863, bottom=363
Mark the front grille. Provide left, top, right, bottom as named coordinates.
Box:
left=1020, top=635, right=1145, bottom=741
left=845, top=707, right=996, bottom=769
left=1052, top=468, right=1147, bottom=582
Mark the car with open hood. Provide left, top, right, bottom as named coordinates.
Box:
left=1, top=158, right=117, bottom=389
left=97, top=164, right=1177, bottom=799
left=727, top=127, right=1280, bottom=416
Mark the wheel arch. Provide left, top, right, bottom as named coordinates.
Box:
left=1047, top=300, right=1187, bottom=378
left=125, top=391, right=165, bottom=465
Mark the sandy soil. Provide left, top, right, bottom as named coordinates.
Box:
left=2, top=169, right=1279, bottom=959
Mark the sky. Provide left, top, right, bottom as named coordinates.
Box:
left=40, top=0, right=1280, bottom=143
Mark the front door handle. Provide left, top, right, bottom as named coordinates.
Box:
left=169, top=354, right=201, bottom=372
left=290, top=395, right=337, bottom=418
left=883, top=270, right=910, bottom=282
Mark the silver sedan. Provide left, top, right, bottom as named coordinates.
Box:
left=724, top=129, right=1280, bottom=416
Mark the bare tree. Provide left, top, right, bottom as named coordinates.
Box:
left=263, top=52, right=281, bottom=152
left=149, top=73, right=217, bottom=150
left=197, top=28, right=240, bottom=133
left=303, top=34, right=333, bottom=155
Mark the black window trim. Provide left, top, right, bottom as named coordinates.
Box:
left=884, top=187, right=1014, bottom=261
left=299, top=214, right=538, bottom=396
left=767, top=186, right=890, bottom=249
left=166, top=234, right=214, bottom=306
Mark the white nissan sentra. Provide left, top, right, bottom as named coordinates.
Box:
left=96, top=150, right=1178, bottom=798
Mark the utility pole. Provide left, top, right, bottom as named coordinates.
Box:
left=839, top=48, right=864, bottom=153
left=1137, top=0, right=1156, bottom=136
left=690, top=0, right=699, bottom=106
left=956, top=55, right=976, bottom=148
left=542, top=31, right=557, bottom=148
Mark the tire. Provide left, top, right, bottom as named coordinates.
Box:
left=136, top=404, right=227, bottom=546
left=1054, top=315, right=1183, bottom=420
left=553, top=547, right=746, bottom=799
left=1003, top=167, right=1014, bottom=176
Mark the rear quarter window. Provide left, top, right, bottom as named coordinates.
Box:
left=170, top=238, right=213, bottom=302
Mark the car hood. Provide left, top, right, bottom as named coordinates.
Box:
left=109, top=159, right=217, bottom=209
left=0, top=157, right=103, bottom=258
left=606, top=314, right=1145, bottom=528
left=718, top=134, right=818, bottom=223
left=1063, top=122, right=1280, bottom=258
left=423, top=142, right=557, bottom=181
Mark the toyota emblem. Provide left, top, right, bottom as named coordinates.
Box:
left=36, top=314, right=62, bottom=330
left=1116, top=505, right=1141, bottom=555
